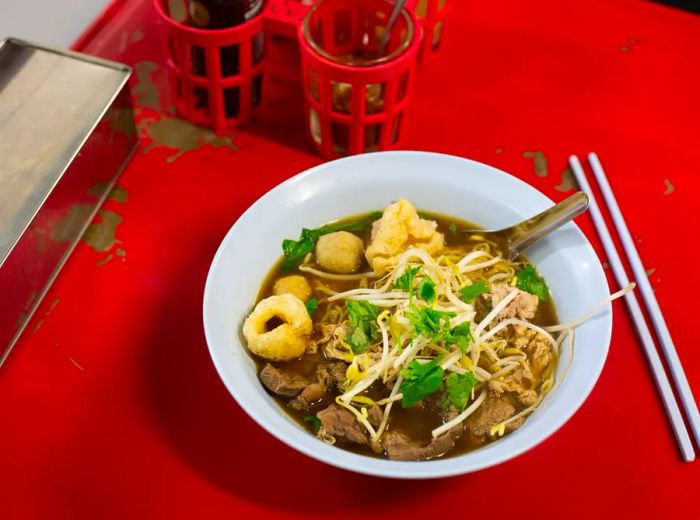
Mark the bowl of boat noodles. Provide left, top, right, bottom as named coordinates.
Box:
left=203, top=151, right=623, bottom=479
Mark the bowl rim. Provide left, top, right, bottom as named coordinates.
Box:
left=202, top=151, right=612, bottom=479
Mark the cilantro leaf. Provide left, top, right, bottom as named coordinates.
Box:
left=407, top=306, right=455, bottom=339
left=446, top=372, right=476, bottom=411
left=449, top=223, right=457, bottom=235
left=460, top=280, right=489, bottom=303
left=418, top=275, right=437, bottom=305
left=305, top=298, right=318, bottom=315
left=280, top=212, right=380, bottom=270
left=516, top=266, right=549, bottom=300
left=394, top=266, right=421, bottom=298
left=304, top=414, right=322, bottom=433
left=399, top=358, right=445, bottom=408
left=445, top=322, right=473, bottom=353
left=345, top=300, right=380, bottom=354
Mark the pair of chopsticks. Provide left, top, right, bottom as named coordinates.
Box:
left=570, top=153, right=700, bottom=463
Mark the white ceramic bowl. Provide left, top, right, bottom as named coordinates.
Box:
left=203, top=151, right=611, bottom=479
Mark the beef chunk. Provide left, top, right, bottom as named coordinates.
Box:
left=289, top=382, right=327, bottom=411
left=491, top=285, right=539, bottom=321
left=488, top=364, right=538, bottom=407
left=259, top=364, right=309, bottom=397
left=383, top=423, right=465, bottom=461
left=317, top=404, right=369, bottom=445
left=464, top=393, right=524, bottom=438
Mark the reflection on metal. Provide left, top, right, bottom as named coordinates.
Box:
left=0, top=38, right=137, bottom=365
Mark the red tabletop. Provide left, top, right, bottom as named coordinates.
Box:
left=2, top=0, right=699, bottom=517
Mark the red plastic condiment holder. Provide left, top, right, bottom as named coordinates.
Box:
left=154, top=0, right=265, bottom=129
left=298, top=0, right=420, bottom=158
left=154, top=0, right=450, bottom=134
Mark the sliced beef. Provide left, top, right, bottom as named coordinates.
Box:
left=259, top=364, right=309, bottom=397
left=491, top=285, right=538, bottom=321
left=512, top=324, right=553, bottom=380
left=317, top=404, right=369, bottom=445
left=289, top=382, right=327, bottom=411
left=367, top=405, right=383, bottom=428
left=464, top=392, right=524, bottom=438
left=383, top=424, right=465, bottom=461
left=488, top=364, right=538, bottom=407
left=316, top=361, right=348, bottom=391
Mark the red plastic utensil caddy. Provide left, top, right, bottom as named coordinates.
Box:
left=154, top=0, right=265, bottom=130
left=410, top=0, right=451, bottom=60
left=299, top=0, right=420, bottom=159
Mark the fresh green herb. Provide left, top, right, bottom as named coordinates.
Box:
left=460, top=280, right=490, bottom=303
left=304, top=414, right=322, bottom=433
left=394, top=265, right=422, bottom=298
left=444, top=322, right=473, bottom=353
left=417, top=211, right=432, bottom=220
left=445, top=372, right=477, bottom=411
left=406, top=307, right=456, bottom=340
left=418, top=275, right=437, bottom=305
left=449, top=223, right=457, bottom=235
left=399, top=358, right=445, bottom=408
left=516, top=265, right=549, bottom=300
left=280, top=212, right=381, bottom=270
left=345, top=300, right=380, bottom=354
left=305, top=298, right=318, bottom=315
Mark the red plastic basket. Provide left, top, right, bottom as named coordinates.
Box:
left=299, top=0, right=420, bottom=159
left=154, top=0, right=265, bottom=130
left=410, top=0, right=451, bottom=60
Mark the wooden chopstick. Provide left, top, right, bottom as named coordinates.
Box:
left=569, top=154, right=695, bottom=462
left=588, top=152, right=700, bottom=450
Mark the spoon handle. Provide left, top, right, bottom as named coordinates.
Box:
left=377, top=0, right=408, bottom=57
left=506, top=192, right=589, bottom=260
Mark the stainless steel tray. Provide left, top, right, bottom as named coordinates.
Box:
left=0, top=38, right=137, bottom=364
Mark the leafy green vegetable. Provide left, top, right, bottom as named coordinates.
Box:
left=345, top=300, right=380, bottom=354
left=516, top=266, right=549, bottom=300
left=305, top=298, right=318, bottom=315
left=394, top=265, right=421, bottom=298
left=304, top=414, right=322, bottom=433
left=445, top=372, right=477, bottom=411
left=444, top=322, right=473, bottom=353
left=406, top=307, right=456, bottom=339
left=399, top=358, right=445, bottom=408
left=460, top=280, right=490, bottom=303
left=418, top=275, right=437, bottom=304
left=449, top=223, right=457, bottom=235
left=281, top=212, right=381, bottom=270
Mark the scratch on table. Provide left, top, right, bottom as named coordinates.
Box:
left=132, top=61, right=161, bottom=111
left=97, top=254, right=115, bottom=267
left=620, top=37, right=642, bottom=53
left=664, top=178, right=675, bottom=195
left=83, top=211, right=124, bottom=253
left=522, top=150, right=548, bottom=177
left=67, top=357, right=85, bottom=372
left=495, top=147, right=503, bottom=154
left=646, top=267, right=656, bottom=277
left=33, top=318, right=44, bottom=333
left=140, top=117, right=238, bottom=162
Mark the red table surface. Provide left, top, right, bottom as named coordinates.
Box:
left=2, top=0, right=699, bottom=517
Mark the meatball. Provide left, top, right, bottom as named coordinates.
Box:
left=273, top=275, right=312, bottom=301
left=315, top=231, right=365, bottom=274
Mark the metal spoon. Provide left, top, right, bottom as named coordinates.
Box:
left=463, top=192, right=590, bottom=261
left=377, top=0, right=408, bottom=57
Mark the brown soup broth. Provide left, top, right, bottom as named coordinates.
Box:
left=252, top=210, right=559, bottom=458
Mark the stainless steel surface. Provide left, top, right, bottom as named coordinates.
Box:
left=377, top=0, right=408, bottom=57
left=0, top=38, right=137, bottom=364
left=464, top=192, right=590, bottom=261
